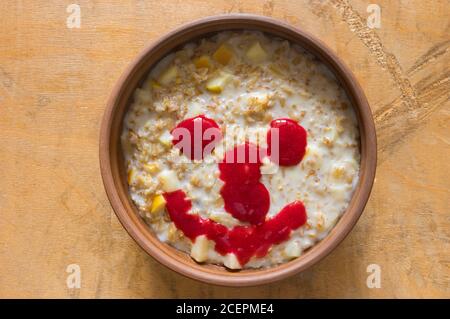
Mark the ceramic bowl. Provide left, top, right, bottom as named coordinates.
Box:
left=99, top=14, right=377, bottom=286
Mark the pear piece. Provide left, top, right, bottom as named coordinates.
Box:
left=213, top=44, right=233, bottom=65
left=246, top=41, right=268, bottom=63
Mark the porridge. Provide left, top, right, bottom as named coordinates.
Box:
left=121, top=31, right=360, bottom=269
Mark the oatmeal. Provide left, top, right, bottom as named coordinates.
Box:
left=121, top=31, right=360, bottom=269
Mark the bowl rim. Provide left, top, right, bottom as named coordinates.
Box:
left=99, top=13, right=377, bottom=287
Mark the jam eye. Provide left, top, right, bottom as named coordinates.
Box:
left=267, top=118, right=307, bottom=166
left=171, top=115, right=222, bottom=160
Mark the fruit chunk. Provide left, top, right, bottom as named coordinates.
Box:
left=193, top=55, right=212, bottom=69
left=127, top=168, right=150, bottom=187
left=260, top=156, right=278, bottom=175
left=134, top=88, right=152, bottom=103
left=284, top=241, right=301, bottom=258
left=149, top=80, right=161, bottom=89
left=143, top=163, right=160, bottom=174
left=268, top=63, right=283, bottom=76
left=324, top=211, right=339, bottom=229
left=190, top=235, right=209, bottom=262
left=213, top=44, right=233, bottom=65
left=246, top=41, right=268, bottom=63
left=157, top=65, right=178, bottom=86
left=224, top=253, right=242, bottom=269
left=329, top=184, right=347, bottom=201
left=150, top=194, right=166, bottom=214
left=158, top=170, right=181, bottom=192
left=158, top=130, right=173, bottom=147
left=127, top=168, right=138, bottom=185
left=206, top=72, right=231, bottom=93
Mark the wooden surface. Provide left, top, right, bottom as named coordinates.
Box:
left=0, top=0, right=448, bottom=298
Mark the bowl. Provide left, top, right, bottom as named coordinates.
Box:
left=99, top=14, right=377, bottom=286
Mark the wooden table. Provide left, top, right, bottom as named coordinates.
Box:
left=1, top=0, right=448, bottom=298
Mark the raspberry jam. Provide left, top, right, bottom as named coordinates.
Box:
left=267, top=118, right=307, bottom=166
left=172, top=115, right=221, bottom=160
left=220, top=182, right=270, bottom=225
left=218, top=143, right=263, bottom=185
left=219, top=143, right=269, bottom=225
left=163, top=190, right=307, bottom=266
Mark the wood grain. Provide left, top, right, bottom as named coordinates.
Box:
left=0, top=0, right=448, bottom=298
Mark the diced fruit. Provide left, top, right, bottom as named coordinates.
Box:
left=157, top=65, right=178, bottom=86
left=128, top=168, right=138, bottom=185
left=138, top=175, right=152, bottom=187
left=260, top=156, right=278, bottom=175
left=143, top=163, right=160, bottom=174
left=206, top=72, right=231, bottom=93
left=135, top=88, right=152, bottom=103
left=329, top=185, right=346, bottom=201
left=324, top=212, right=339, bottom=229
left=284, top=241, right=301, bottom=258
left=150, top=194, right=166, bottom=214
left=194, top=55, right=212, bottom=69
left=150, top=53, right=175, bottom=79
left=190, top=235, right=209, bottom=262
left=183, top=43, right=195, bottom=58
left=150, top=80, right=161, bottom=89
left=224, top=253, right=242, bottom=269
left=208, top=210, right=236, bottom=227
left=268, top=63, right=283, bottom=76
left=213, top=44, right=233, bottom=65
left=128, top=171, right=150, bottom=188
left=158, top=170, right=181, bottom=192
left=246, top=41, right=268, bottom=63
left=167, top=223, right=178, bottom=241
left=158, top=130, right=173, bottom=147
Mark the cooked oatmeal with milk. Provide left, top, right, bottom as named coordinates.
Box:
left=121, top=31, right=360, bottom=269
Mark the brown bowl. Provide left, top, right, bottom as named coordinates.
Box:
left=99, top=14, right=377, bottom=286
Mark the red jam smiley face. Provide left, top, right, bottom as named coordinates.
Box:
left=164, top=116, right=309, bottom=266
